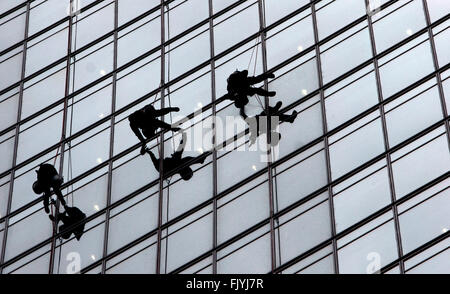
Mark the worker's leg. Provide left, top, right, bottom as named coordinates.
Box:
left=146, top=150, right=160, bottom=171
left=248, top=87, right=276, bottom=97
left=153, top=120, right=181, bottom=132
left=43, top=191, right=50, bottom=214
left=279, top=110, right=298, bottom=124
left=247, top=72, right=275, bottom=85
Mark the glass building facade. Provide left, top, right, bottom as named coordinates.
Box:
left=0, top=0, right=449, bottom=274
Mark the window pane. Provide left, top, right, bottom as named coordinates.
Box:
left=398, top=179, right=449, bottom=254
left=391, top=130, right=450, bottom=199
left=274, top=143, right=328, bottom=211
left=277, top=192, right=331, bottom=264
left=337, top=213, right=398, bottom=274
left=385, top=82, right=442, bottom=147
left=325, top=66, right=379, bottom=130
left=213, top=2, right=259, bottom=55
left=379, top=35, right=434, bottom=98
left=329, top=112, right=385, bottom=180
left=316, top=0, right=367, bottom=40
left=333, top=160, right=391, bottom=233
left=266, top=10, right=314, bottom=69
left=372, top=0, right=426, bottom=53
left=320, top=25, right=372, bottom=84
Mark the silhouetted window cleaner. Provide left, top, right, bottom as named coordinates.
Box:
left=49, top=203, right=86, bottom=241
left=145, top=132, right=205, bottom=181
left=129, top=103, right=181, bottom=155
left=32, top=163, right=67, bottom=214
left=240, top=101, right=298, bottom=146
left=226, top=70, right=277, bottom=109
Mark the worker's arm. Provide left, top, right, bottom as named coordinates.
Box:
left=153, top=107, right=180, bottom=116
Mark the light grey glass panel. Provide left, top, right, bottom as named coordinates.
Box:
left=22, top=66, right=66, bottom=119
left=316, top=0, right=367, bottom=40
left=0, top=179, right=10, bottom=218
left=166, top=0, right=209, bottom=38
left=62, top=126, right=110, bottom=179
left=268, top=58, right=319, bottom=110
left=399, top=189, right=449, bottom=254
left=379, top=38, right=434, bottom=98
left=407, top=249, right=450, bottom=274
left=392, top=134, right=450, bottom=199
left=0, top=133, right=16, bottom=175
left=25, top=25, right=68, bottom=76
left=165, top=26, right=210, bottom=80
left=213, top=2, right=259, bottom=55
left=0, top=1, right=26, bottom=15
left=67, top=80, right=113, bottom=134
left=115, top=54, right=161, bottom=111
left=4, top=205, right=53, bottom=261
left=0, top=50, right=23, bottom=92
left=275, top=148, right=328, bottom=212
left=333, top=163, right=391, bottom=233
left=110, top=146, right=160, bottom=203
left=266, top=13, right=314, bottom=69
left=71, top=40, right=114, bottom=92
left=7, top=248, right=50, bottom=274
left=278, top=196, right=331, bottom=264
left=217, top=230, right=271, bottom=274
left=0, top=93, right=19, bottom=131
left=321, top=27, right=372, bottom=84
left=117, top=13, right=161, bottom=68
left=164, top=71, right=211, bottom=120
left=63, top=172, right=108, bottom=219
left=325, top=69, right=379, bottom=130
left=28, top=0, right=68, bottom=36
left=372, top=0, right=426, bottom=53
left=108, top=190, right=158, bottom=254
left=385, top=85, right=442, bottom=147
left=434, top=26, right=450, bottom=68
left=0, top=9, right=26, bottom=52
left=72, top=3, right=114, bottom=50
left=106, top=240, right=157, bottom=274
left=16, top=110, right=63, bottom=164
left=276, top=97, right=323, bottom=159
left=212, top=0, right=240, bottom=13
left=118, top=0, right=160, bottom=26
left=426, top=0, right=450, bottom=23
left=282, top=245, right=334, bottom=274
left=329, top=115, right=385, bottom=180
left=217, top=146, right=267, bottom=194
left=163, top=209, right=213, bottom=273
left=298, top=254, right=334, bottom=274
left=217, top=177, right=269, bottom=245
left=338, top=216, right=398, bottom=274
left=264, top=0, right=310, bottom=25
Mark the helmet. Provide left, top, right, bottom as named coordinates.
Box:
left=179, top=168, right=193, bottom=181
left=32, top=181, right=43, bottom=194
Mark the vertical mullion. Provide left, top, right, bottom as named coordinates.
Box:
left=208, top=0, right=218, bottom=275
left=421, top=0, right=450, bottom=149
left=0, top=1, right=30, bottom=274
left=311, top=0, right=339, bottom=274
left=101, top=0, right=118, bottom=275
left=156, top=0, right=166, bottom=275
left=365, top=0, right=405, bottom=274
left=257, top=0, right=276, bottom=272
left=49, top=0, right=74, bottom=275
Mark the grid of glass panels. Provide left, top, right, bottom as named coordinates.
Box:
left=0, top=0, right=449, bottom=274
